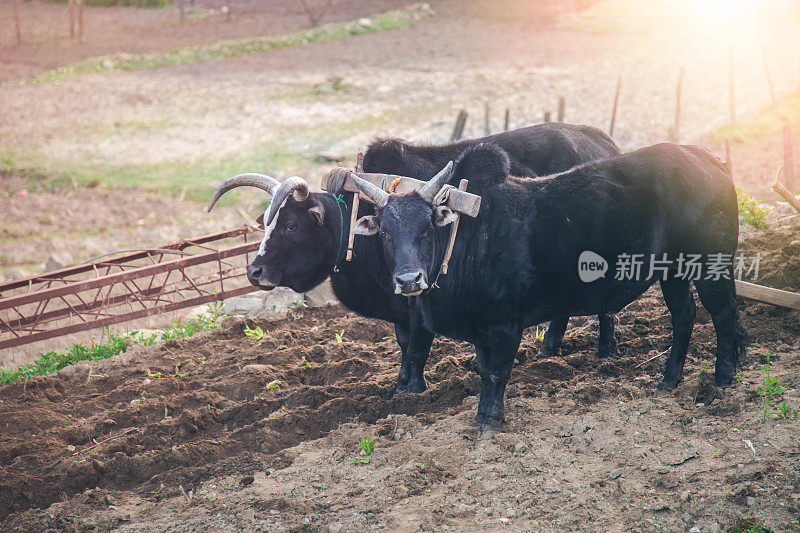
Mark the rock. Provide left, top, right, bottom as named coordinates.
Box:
left=565, top=353, right=587, bottom=367
left=506, top=508, right=516, bottom=518
left=57, top=360, right=91, bottom=382
left=2, top=268, right=25, bottom=281
left=609, top=468, right=623, bottom=480
left=129, top=399, right=141, bottom=407
left=305, top=280, right=338, bottom=307
left=709, top=523, right=721, bottom=533
left=358, top=17, right=372, bottom=26
left=224, top=287, right=302, bottom=318
left=499, top=517, right=509, bottom=524
left=67, top=445, right=76, bottom=452
left=646, top=501, right=669, bottom=511
left=513, top=441, right=527, bottom=453
left=328, top=524, right=343, bottom=533
left=680, top=490, right=691, bottom=502
left=689, top=527, right=701, bottom=533
left=45, top=252, right=74, bottom=272
left=242, top=364, right=270, bottom=374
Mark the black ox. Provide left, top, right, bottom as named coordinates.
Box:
left=207, top=124, right=620, bottom=394
left=351, top=142, right=745, bottom=430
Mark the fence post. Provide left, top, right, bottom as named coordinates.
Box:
left=670, top=67, right=684, bottom=143
left=504, top=108, right=510, bottom=131
left=729, top=45, right=736, bottom=125
left=12, top=0, right=22, bottom=44
left=609, top=75, right=621, bottom=137
left=451, top=110, right=468, bottom=141
left=760, top=38, right=776, bottom=105
left=557, top=96, right=565, bottom=122
left=484, top=101, right=491, bottom=136
left=785, top=125, right=797, bottom=193
left=543, top=111, right=551, bottom=123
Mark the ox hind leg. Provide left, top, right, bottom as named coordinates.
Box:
left=597, top=313, right=618, bottom=358
left=658, top=277, right=697, bottom=389
left=537, top=317, right=568, bottom=358
left=393, top=313, right=434, bottom=394
left=474, top=326, right=523, bottom=431
left=538, top=315, right=618, bottom=359
left=694, top=277, right=741, bottom=388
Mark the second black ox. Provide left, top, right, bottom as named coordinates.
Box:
left=352, top=142, right=746, bottom=430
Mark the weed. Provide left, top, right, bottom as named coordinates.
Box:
left=757, top=349, right=795, bottom=422
left=244, top=325, right=266, bottom=342
left=534, top=326, right=548, bottom=342
left=174, top=360, right=191, bottom=376
left=25, top=6, right=433, bottom=84
left=413, top=462, right=423, bottom=468
left=288, top=299, right=307, bottom=310
left=267, top=380, right=282, bottom=393
left=334, top=330, right=345, bottom=343
left=737, top=188, right=770, bottom=229
left=298, top=356, right=313, bottom=369
left=144, top=368, right=162, bottom=378
left=730, top=518, right=770, bottom=533
left=352, top=436, right=376, bottom=465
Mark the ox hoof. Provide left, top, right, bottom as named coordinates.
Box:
left=474, top=412, right=504, bottom=433
left=536, top=346, right=558, bottom=359
left=597, top=344, right=618, bottom=359
left=394, top=380, right=427, bottom=395
left=656, top=378, right=680, bottom=392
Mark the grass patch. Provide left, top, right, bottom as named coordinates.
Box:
left=757, top=349, right=797, bottom=423
left=0, top=302, right=226, bottom=385
left=714, top=91, right=800, bottom=143
left=23, top=5, right=433, bottom=84
left=737, top=187, right=771, bottom=229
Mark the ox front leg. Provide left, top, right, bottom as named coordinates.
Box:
left=474, top=327, right=522, bottom=431
left=393, top=315, right=434, bottom=395
left=597, top=314, right=618, bottom=358
left=658, top=278, right=696, bottom=389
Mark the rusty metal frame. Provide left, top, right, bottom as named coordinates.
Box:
left=0, top=226, right=262, bottom=351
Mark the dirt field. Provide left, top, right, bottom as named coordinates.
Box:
left=1, top=225, right=799, bottom=532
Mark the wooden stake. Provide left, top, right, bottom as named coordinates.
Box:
left=772, top=165, right=800, bottom=214
left=450, top=110, right=467, bottom=141
left=735, top=280, right=800, bottom=310
left=179, top=0, right=186, bottom=20
left=77, top=0, right=84, bottom=42
left=346, top=193, right=359, bottom=262
left=504, top=108, right=510, bottom=131
left=543, top=111, right=551, bottom=123
left=557, top=96, right=565, bottom=122
left=484, top=101, right=491, bottom=136
left=784, top=125, right=796, bottom=193
left=671, top=67, right=684, bottom=143
left=12, top=0, right=22, bottom=45
left=728, top=45, right=736, bottom=125
left=68, top=0, right=76, bottom=37
left=609, top=75, right=621, bottom=137
left=725, top=138, right=732, bottom=178
left=759, top=37, right=776, bottom=105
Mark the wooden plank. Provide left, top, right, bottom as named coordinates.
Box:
left=342, top=173, right=482, bottom=218
left=735, top=280, right=800, bottom=310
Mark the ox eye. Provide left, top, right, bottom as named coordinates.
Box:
left=284, top=223, right=297, bottom=233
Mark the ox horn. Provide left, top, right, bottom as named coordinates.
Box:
left=207, top=173, right=281, bottom=212
left=417, top=161, right=453, bottom=202
left=264, top=176, right=311, bottom=227
left=350, top=172, right=389, bottom=207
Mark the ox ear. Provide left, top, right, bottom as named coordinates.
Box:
left=308, top=203, right=325, bottom=226
left=255, top=213, right=265, bottom=228
left=434, top=206, right=458, bottom=227
left=353, top=215, right=380, bottom=236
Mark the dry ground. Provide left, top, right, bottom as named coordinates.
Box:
left=1, top=224, right=799, bottom=531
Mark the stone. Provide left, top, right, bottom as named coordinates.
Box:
left=305, top=280, right=338, bottom=307
left=680, top=490, right=691, bottom=502
left=328, top=524, right=343, bottom=533
left=44, top=252, right=74, bottom=272
left=242, top=364, right=270, bottom=374
left=609, top=468, right=623, bottom=480
left=709, top=523, right=721, bottom=533
left=514, top=441, right=527, bottom=453
left=506, top=508, right=516, bottom=518
left=223, top=287, right=302, bottom=318
left=57, top=360, right=91, bottom=382
left=689, top=527, right=701, bottom=533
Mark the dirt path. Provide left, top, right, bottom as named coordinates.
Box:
left=1, top=226, right=799, bottom=532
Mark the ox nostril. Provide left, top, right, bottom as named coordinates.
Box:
left=249, top=266, right=263, bottom=280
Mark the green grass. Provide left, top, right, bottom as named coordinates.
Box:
left=757, top=349, right=796, bottom=423
left=730, top=518, right=771, bottom=533
left=0, top=302, right=226, bottom=385
left=351, top=436, right=376, bottom=465
left=737, top=187, right=771, bottom=229
left=22, top=5, right=433, bottom=85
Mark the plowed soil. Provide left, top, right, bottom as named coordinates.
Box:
left=1, top=227, right=799, bottom=532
